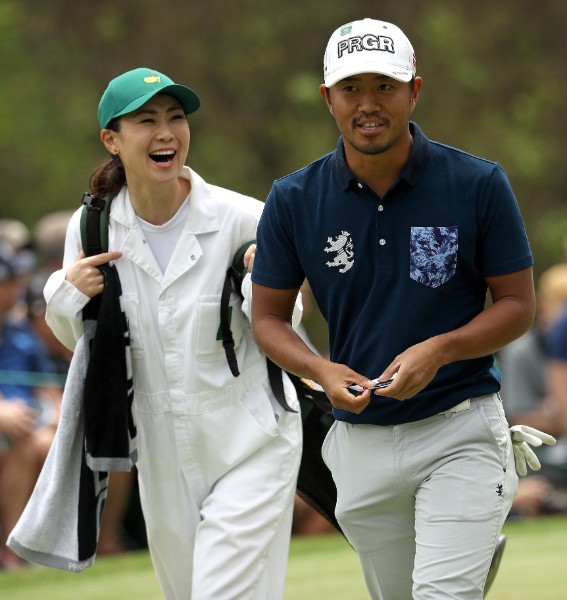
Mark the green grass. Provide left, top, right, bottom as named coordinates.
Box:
left=488, top=515, right=567, bottom=600
left=1, top=515, right=566, bottom=599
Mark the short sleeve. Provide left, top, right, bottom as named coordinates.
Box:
left=252, top=183, right=306, bottom=290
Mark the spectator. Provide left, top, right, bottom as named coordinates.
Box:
left=539, top=290, right=567, bottom=513
left=26, top=272, right=73, bottom=376
left=33, top=211, right=74, bottom=275
left=0, top=219, right=36, bottom=321
left=499, top=263, right=567, bottom=517
left=500, top=263, right=567, bottom=431
left=0, top=242, right=61, bottom=569
left=27, top=211, right=76, bottom=374
left=547, top=299, right=567, bottom=434
left=0, top=219, right=32, bottom=254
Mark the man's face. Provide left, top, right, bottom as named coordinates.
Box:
left=320, top=73, right=421, bottom=157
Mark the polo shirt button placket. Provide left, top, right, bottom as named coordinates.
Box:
left=377, top=203, right=386, bottom=247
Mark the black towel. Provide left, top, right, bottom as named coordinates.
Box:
left=84, top=263, right=136, bottom=471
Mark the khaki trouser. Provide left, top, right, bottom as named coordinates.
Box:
left=322, top=394, right=518, bottom=600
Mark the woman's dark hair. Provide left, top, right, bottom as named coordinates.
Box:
left=89, top=117, right=126, bottom=199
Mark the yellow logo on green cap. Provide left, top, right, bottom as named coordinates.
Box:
left=144, top=76, right=161, bottom=84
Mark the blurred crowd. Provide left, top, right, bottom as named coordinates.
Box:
left=1, top=212, right=566, bottom=568
left=499, top=239, right=567, bottom=519
left=0, top=213, right=144, bottom=570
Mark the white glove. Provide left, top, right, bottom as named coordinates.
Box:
left=510, top=425, right=557, bottom=476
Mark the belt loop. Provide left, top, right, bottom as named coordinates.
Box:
left=441, top=398, right=471, bottom=418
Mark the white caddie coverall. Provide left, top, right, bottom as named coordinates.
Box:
left=44, top=166, right=303, bottom=600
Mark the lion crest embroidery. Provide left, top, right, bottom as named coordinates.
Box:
left=324, top=231, right=354, bottom=273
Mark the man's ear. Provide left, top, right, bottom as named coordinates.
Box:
left=320, top=84, right=334, bottom=116
left=410, top=76, right=423, bottom=111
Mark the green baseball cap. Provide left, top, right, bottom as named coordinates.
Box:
left=98, top=67, right=201, bottom=129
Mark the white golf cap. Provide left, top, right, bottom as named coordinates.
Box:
left=323, top=18, right=416, bottom=87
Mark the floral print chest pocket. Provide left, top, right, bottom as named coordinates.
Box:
left=410, top=226, right=458, bottom=288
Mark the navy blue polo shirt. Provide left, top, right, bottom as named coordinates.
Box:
left=253, top=123, right=533, bottom=425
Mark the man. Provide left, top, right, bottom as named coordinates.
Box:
left=251, top=18, right=536, bottom=599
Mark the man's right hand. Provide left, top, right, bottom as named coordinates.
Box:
left=316, top=363, right=374, bottom=414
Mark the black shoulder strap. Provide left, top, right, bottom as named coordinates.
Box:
left=220, top=269, right=240, bottom=376
left=80, top=193, right=111, bottom=256
left=220, top=241, right=256, bottom=377
left=267, top=357, right=297, bottom=413
left=220, top=240, right=297, bottom=413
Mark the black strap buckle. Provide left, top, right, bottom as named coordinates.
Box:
left=82, top=193, right=107, bottom=211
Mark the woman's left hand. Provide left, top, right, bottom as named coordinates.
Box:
left=243, top=244, right=256, bottom=273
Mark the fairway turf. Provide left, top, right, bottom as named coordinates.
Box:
left=1, top=515, right=566, bottom=599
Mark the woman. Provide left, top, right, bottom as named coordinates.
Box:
left=43, top=68, right=302, bottom=599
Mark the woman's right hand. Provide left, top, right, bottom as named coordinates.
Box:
left=65, top=250, right=122, bottom=297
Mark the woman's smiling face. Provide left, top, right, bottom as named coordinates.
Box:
left=102, top=94, right=190, bottom=188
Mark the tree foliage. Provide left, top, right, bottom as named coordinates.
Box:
left=1, top=0, right=565, bottom=273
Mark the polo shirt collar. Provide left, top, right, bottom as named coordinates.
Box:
left=332, top=121, right=430, bottom=191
